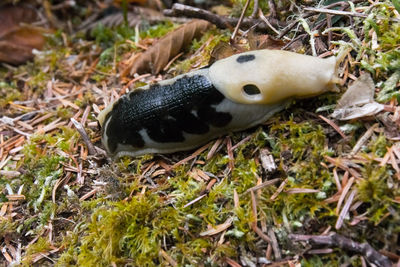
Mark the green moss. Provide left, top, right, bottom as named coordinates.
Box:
left=140, top=21, right=176, bottom=39
left=0, top=82, right=21, bottom=109
left=0, top=219, right=18, bottom=237
left=75, top=193, right=183, bottom=266
left=356, top=166, right=396, bottom=224
left=23, top=237, right=52, bottom=265
left=255, top=120, right=335, bottom=224
left=172, top=29, right=230, bottom=74
left=369, top=134, right=389, bottom=157
left=361, top=1, right=400, bottom=77
left=230, top=0, right=275, bottom=17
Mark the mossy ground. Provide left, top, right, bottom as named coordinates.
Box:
left=0, top=1, right=399, bottom=266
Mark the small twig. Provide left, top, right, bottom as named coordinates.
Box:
left=159, top=249, right=178, bottom=267
left=231, top=0, right=251, bottom=42
left=164, top=3, right=285, bottom=32
left=336, top=189, right=357, bottom=229
left=164, top=3, right=231, bottom=29
left=351, top=123, right=379, bottom=155
left=268, top=228, right=281, bottom=260
left=277, top=0, right=367, bottom=39
left=250, top=190, right=272, bottom=243
left=289, top=233, right=392, bottom=267
left=326, top=14, right=332, bottom=44
left=268, top=0, right=277, bottom=18
left=251, top=0, right=259, bottom=18
left=278, top=13, right=313, bottom=39
left=258, top=9, right=280, bottom=36
left=70, top=118, right=96, bottom=155
left=318, top=115, right=347, bottom=140
left=246, top=178, right=281, bottom=193
left=304, top=6, right=398, bottom=22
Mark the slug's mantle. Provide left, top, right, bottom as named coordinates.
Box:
left=210, top=50, right=337, bottom=104
left=98, top=49, right=338, bottom=158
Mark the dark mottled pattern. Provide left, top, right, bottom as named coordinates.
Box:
left=236, top=54, right=255, bottom=63
left=103, top=75, right=232, bottom=153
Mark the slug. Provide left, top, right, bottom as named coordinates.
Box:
left=98, top=49, right=339, bottom=158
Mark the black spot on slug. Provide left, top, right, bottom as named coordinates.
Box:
left=103, top=75, right=232, bottom=154
left=243, top=84, right=261, bottom=95
left=236, top=54, right=255, bottom=63
left=146, top=118, right=184, bottom=143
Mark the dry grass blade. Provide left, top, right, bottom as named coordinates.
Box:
left=246, top=178, right=281, bottom=192
left=199, top=217, right=233, bottom=236
left=268, top=228, right=281, bottom=260
left=318, top=115, right=347, bottom=139
left=270, top=178, right=288, bottom=200
left=336, top=189, right=357, bottom=229
left=285, top=188, right=320, bottom=194
left=159, top=249, right=178, bottom=266
left=129, top=19, right=211, bottom=75
left=336, top=177, right=355, bottom=215
left=225, top=257, right=241, bottom=267
left=250, top=190, right=272, bottom=243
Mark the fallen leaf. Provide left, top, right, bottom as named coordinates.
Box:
left=209, top=41, right=237, bottom=64
left=248, top=32, right=285, bottom=50
left=128, top=19, right=211, bottom=75
left=332, top=73, right=384, bottom=120
left=0, top=6, right=46, bottom=65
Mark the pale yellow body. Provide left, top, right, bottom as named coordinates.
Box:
left=209, top=50, right=338, bottom=105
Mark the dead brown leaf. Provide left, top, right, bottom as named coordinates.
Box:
left=208, top=33, right=285, bottom=64
left=0, top=6, right=46, bottom=65
left=128, top=19, right=211, bottom=75
left=209, top=41, right=237, bottom=64
left=332, top=73, right=384, bottom=120
left=248, top=32, right=286, bottom=50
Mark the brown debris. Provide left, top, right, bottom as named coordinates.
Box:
left=0, top=6, right=47, bottom=65
left=289, top=233, right=392, bottom=267
left=164, top=3, right=285, bottom=33
left=128, top=19, right=211, bottom=75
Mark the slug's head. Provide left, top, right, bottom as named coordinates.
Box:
left=208, top=49, right=338, bottom=105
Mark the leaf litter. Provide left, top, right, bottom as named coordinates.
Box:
left=0, top=0, right=399, bottom=266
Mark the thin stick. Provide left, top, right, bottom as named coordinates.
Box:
left=164, top=3, right=284, bottom=32
left=231, top=0, right=251, bottom=43
left=268, top=0, right=277, bottom=18
left=278, top=0, right=367, bottom=39
left=70, top=118, right=96, bottom=155
left=251, top=0, right=259, bottom=18
left=318, top=115, right=347, bottom=139
left=246, top=178, right=281, bottom=193
left=304, top=7, right=400, bottom=22
left=258, top=9, right=280, bottom=35
left=289, top=233, right=392, bottom=267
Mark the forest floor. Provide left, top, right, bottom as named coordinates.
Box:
left=0, top=0, right=399, bottom=266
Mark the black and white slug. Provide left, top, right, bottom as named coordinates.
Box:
left=98, top=49, right=339, bottom=158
